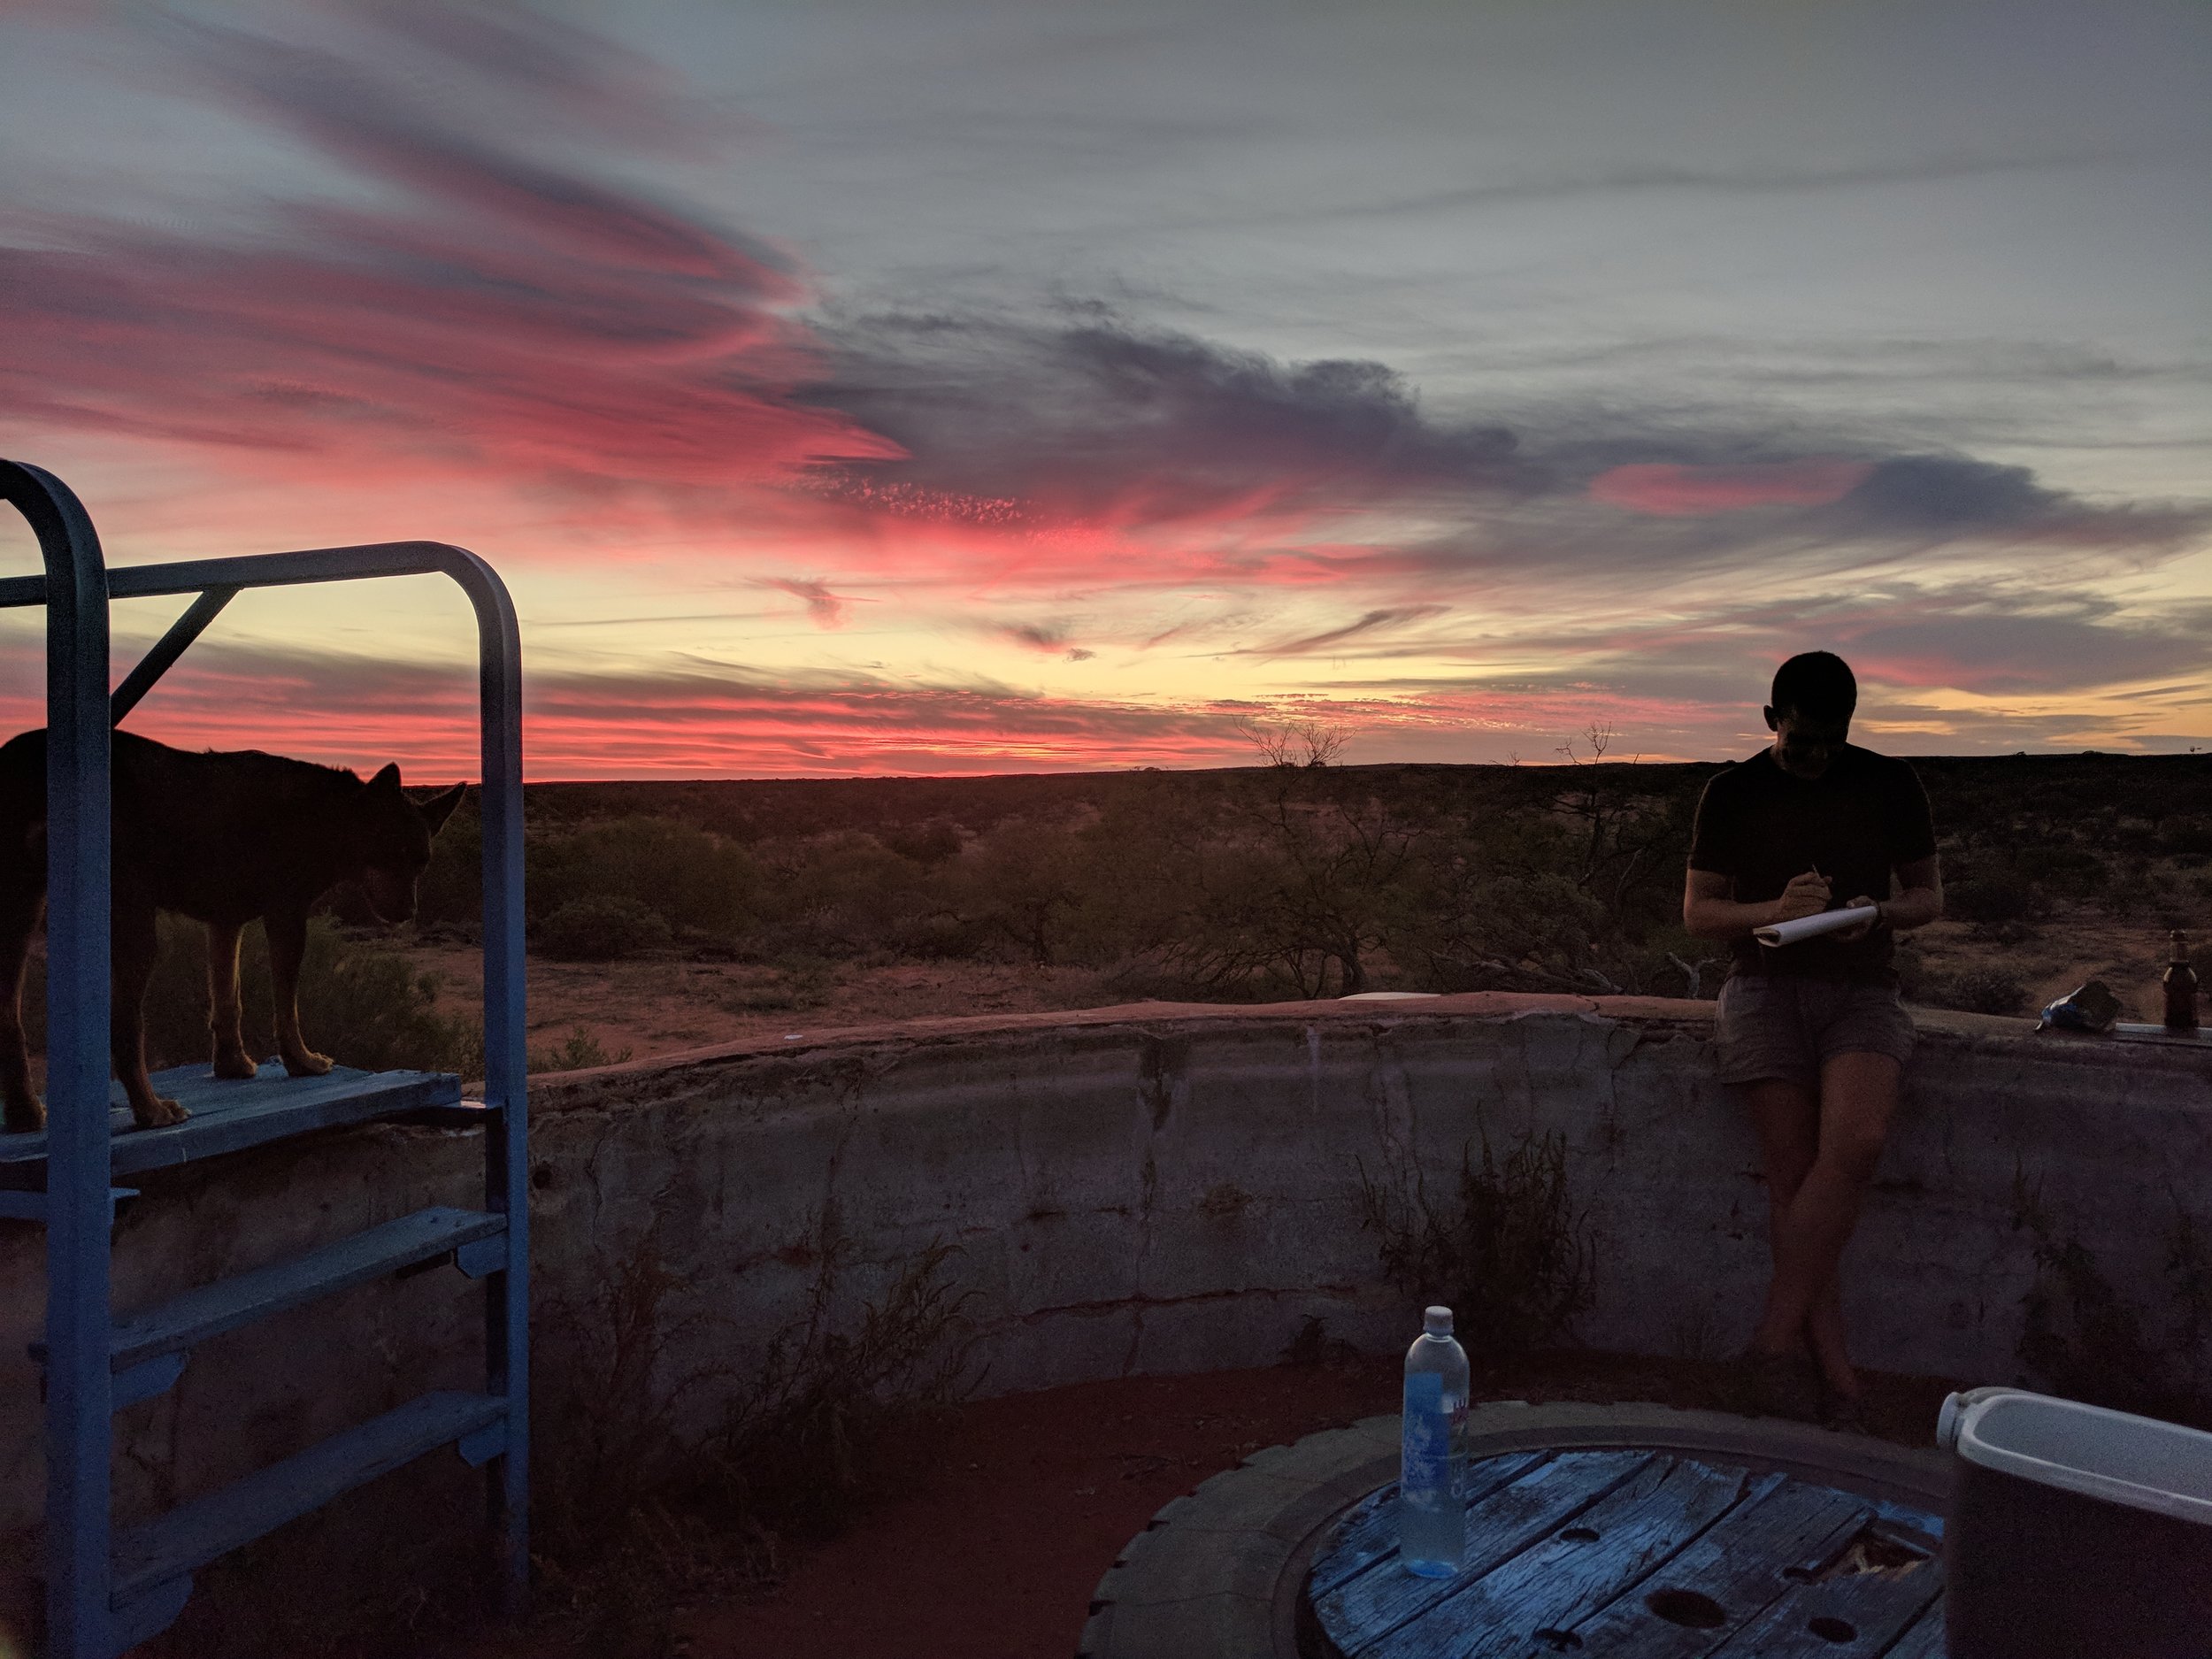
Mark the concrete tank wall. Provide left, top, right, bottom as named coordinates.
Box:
left=3, top=993, right=2208, bottom=1568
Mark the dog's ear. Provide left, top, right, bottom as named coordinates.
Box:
left=369, top=763, right=403, bottom=794
left=419, top=781, right=466, bottom=836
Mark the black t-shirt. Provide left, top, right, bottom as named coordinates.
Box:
left=1688, top=744, right=1937, bottom=983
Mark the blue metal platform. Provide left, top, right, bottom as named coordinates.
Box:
left=2, top=457, right=529, bottom=1659
left=0, top=1061, right=463, bottom=1187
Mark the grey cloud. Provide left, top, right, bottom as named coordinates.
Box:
left=1295, top=150, right=2129, bottom=225
left=158, top=14, right=791, bottom=284
left=807, top=309, right=1532, bottom=519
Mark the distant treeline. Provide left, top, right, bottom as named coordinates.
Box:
left=411, top=749, right=2212, bottom=1004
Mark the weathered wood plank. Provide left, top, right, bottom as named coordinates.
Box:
left=1702, top=1545, right=1943, bottom=1657
left=1309, top=1453, right=1555, bottom=1600
left=1317, top=1451, right=1656, bottom=1653
left=1361, top=1455, right=1752, bottom=1659
left=1570, top=1473, right=1873, bottom=1657
left=1876, top=1604, right=1947, bottom=1658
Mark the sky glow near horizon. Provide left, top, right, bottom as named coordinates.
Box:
left=1, top=0, right=2208, bottom=780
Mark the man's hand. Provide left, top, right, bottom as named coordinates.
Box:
left=1832, top=894, right=1881, bottom=943
left=1770, top=868, right=1832, bottom=926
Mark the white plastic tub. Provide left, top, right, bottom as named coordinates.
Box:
left=1938, top=1386, right=2212, bottom=1658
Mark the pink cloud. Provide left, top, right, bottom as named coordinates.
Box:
left=1587, top=460, right=1874, bottom=517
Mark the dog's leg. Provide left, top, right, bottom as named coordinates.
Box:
left=268, top=910, right=332, bottom=1077
left=112, top=898, right=186, bottom=1129
left=205, top=919, right=257, bottom=1079
left=0, top=882, right=43, bottom=1133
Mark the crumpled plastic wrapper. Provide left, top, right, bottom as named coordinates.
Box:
left=2036, top=979, right=2122, bottom=1034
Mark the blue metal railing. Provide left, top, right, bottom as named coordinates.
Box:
left=0, top=459, right=528, bottom=1656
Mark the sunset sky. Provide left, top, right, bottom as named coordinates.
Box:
left=2, top=0, right=2207, bottom=779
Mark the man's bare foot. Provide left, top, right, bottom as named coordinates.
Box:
left=280, top=1048, right=333, bottom=1078
left=2, top=1094, right=45, bottom=1133
left=211, top=1048, right=258, bottom=1080
left=1818, top=1381, right=1870, bottom=1433
left=1733, top=1342, right=1822, bottom=1421
left=132, top=1095, right=188, bottom=1129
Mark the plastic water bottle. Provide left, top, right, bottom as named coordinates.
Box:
left=1399, top=1304, right=1471, bottom=1578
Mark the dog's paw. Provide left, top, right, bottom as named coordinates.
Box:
left=134, top=1096, right=188, bottom=1130
left=281, top=1048, right=334, bottom=1078
left=211, top=1049, right=259, bottom=1080
left=2, top=1096, right=46, bottom=1134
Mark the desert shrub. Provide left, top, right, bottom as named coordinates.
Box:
left=955, top=819, right=1088, bottom=964
left=883, top=818, right=964, bottom=864
left=20, top=914, right=484, bottom=1078
left=411, top=792, right=483, bottom=929
left=1946, top=873, right=2039, bottom=930
left=767, top=832, right=944, bottom=958
left=530, top=816, right=759, bottom=940
left=1917, top=967, right=2030, bottom=1017
left=2018, top=842, right=2108, bottom=897
left=534, top=895, right=674, bottom=962
left=2159, top=817, right=2212, bottom=860
left=1358, top=1130, right=1595, bottom=1364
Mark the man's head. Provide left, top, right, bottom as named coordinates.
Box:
left=1763, top=651, right=1856, bottom=779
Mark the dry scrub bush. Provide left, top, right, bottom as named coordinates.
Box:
left=1358, top=1129, right=1595, bottom=1367
left=530, top=1222, right=981, bottom=1655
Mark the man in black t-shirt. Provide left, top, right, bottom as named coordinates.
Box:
left=1683, top=651, right=1944, bottom=1424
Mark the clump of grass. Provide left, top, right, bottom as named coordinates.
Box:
left=1358, top=1129, right=1596, bottom=1365
left=528, top=1025, right=634, bottom=1072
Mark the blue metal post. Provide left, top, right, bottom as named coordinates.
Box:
left=1, top=460, right=118, bottom=1659
left=463, top=558, right=528, bottom=1609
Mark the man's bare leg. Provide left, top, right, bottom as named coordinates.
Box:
left=1745, top=1078, right=1856, bottom=1394
left=1751, top=1051, right=1902, bottom=1393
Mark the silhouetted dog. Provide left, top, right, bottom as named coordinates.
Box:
left=0, top=729, right=464, bottom=1132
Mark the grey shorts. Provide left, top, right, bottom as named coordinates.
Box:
left=1714, top=974, right=1916, bottom=1086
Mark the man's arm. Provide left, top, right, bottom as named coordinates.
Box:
left=1878, top=854, right=1943, bottom=932
left=1836, top=853, right=1943, bottom=941
left=1683, top=866, right=1832, bottom=941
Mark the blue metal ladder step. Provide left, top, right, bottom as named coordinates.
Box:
left=111, top=1390, right=507, bottom=1607
left=0, top=1061, right=463, bottom=1189
left=30, top=1208, right=508, bottom=1383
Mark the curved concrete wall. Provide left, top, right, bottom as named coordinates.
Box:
left=3, top=993, right=2208, bottom=1588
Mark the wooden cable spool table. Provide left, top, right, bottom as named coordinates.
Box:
left=1080, top=1402, right=1950, bottom=1659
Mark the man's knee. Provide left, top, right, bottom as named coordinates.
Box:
left=1821, top=1120, right=1890, bottom=1183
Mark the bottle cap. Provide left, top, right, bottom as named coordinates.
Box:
left=1423, top=1305, right=1453, bottom=1335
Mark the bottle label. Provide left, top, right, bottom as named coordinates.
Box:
left=1402, top=1372, right=1456, bottom=1496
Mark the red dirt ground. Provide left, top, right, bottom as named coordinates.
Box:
left=444, top=1352, right=1958, bottom=1659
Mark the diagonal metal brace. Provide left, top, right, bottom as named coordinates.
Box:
left=111, top=586, right=238, bottom=724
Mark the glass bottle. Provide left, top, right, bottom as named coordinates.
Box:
left=2164, top=930, right=2198, bottom=1033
